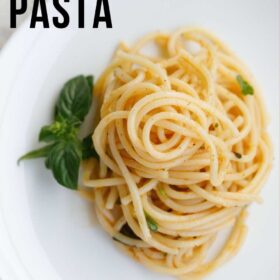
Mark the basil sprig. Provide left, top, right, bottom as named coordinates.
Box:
left=18, top=75, right=98, bottom=190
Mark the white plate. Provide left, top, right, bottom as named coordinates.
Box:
left=0, top=0, right=279, bottom=279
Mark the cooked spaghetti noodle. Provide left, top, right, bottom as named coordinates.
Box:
left=80, top=27, right=272, bottom=279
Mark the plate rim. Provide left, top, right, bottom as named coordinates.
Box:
left=0, top=19, right=62, bottom=280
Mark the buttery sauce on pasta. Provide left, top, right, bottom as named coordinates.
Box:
left=80, top=27, right=272, bottom=279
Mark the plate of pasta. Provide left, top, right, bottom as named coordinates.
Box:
left=0, top=0, right=279, bottom=280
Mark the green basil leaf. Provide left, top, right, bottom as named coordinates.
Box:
left=47, top=140, right=82, bottom=189
left=236, top=75, right=254, bottom=95
left=82, top=133, right=99, bottom=160
left=55, top=75, right=93, bottom=123
left=45, top=157, right=51, bottom=169
left=120, top=223, right=141, bottom=240
left=39, top=121, right=67, bottom=142
left=86, top=75, right=94, bottom=89
left=18, top=144, right=54, bottom=164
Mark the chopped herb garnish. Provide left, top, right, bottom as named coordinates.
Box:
left=18, top=75, right=98, bottom=190
left=158, top=186, right=167, bottom=197
left=236, top=75, right=254, bottom=96
left=120, top=223, right=140, bottom=240
left=234, top=152, right=242, bottom=159
left=112, top=237, right=129, bottom=246
left=145, top=212, right=158, bottom=232
left=210, top=122, right=219, bottom=131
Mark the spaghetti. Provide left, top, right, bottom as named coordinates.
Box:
left=81, top=27, right=272, bottom=279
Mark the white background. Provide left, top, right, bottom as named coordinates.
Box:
left=0, top=0, right=34, bottom=47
